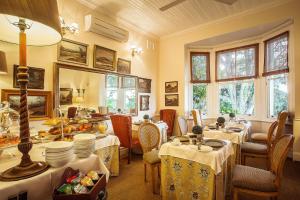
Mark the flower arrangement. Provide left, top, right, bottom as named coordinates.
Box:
left=143, top=114, right=150, bottom=122
left=217, top=117, right=226, bottom=128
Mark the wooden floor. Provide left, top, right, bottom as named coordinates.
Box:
left=107, top=154, right=300, bottom=200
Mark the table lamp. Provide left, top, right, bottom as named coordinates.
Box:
left=0, top=0, right=62, bottom=181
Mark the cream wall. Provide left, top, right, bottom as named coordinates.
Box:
left=158, top=0, right=300, bottom=160
left=0, top=0, right=159, bottom=120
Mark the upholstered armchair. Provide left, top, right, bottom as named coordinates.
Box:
left=160, top=109, right=176, bottom=137
left=110, top=115, right=139, bottom=164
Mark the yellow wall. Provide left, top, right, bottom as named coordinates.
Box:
left=158, top=0, right=300, bottom=160
left=0, top=0, right=159, bottom=120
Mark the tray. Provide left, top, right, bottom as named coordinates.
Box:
left=53, top=167, right=106, bottom=200
left=203, top=139, right=226, bottom=149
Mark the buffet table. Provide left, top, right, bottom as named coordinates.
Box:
left=0, top=135, right=120, bottom=200
left=159, top=141, right=234, bottom=200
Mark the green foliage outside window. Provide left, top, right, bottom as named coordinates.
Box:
left=193, top=84, right=207, bottom=113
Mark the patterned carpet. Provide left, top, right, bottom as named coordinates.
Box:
left=106, top=154, right=300, bottom=200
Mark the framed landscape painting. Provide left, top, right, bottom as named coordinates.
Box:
left=1, top=89, right=53, bottom=120
left=165, top=94, right=179, bottom=106
left=117, top=58, right=131, bottom=74
left=138, top=78, right=151, bottom=93
left=13, top=65, right=45, bottom=89
left=94, top=45, right=116, bottom=71
left=60, top=88, right=73, bottom=105
left=165, top=81, right=178, bottom=93
left=58, top=39, right=88, bottom=65
left=140, top=95, right=150, bottom=111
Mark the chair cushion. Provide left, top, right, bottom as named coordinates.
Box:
left=251, top=133, right=268, bottom=142
left=143, top=150, right=161, bottom=164
left=241, top=142, right=267, bottom=154
left=232, top=165, right=277, bottom=192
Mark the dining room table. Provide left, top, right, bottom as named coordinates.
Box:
left=159, top=139, right=234, bottom=200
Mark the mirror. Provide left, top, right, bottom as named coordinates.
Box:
left=54, top=63, right=138, bottom=117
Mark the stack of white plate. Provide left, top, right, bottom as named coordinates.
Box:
left=45, top=141, right=74, bottom=167
left=73, top=134, right=96, bottom=158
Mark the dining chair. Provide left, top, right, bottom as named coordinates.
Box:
left=250, top=111, right=288, bottom=143
left=110, top=115, right=139, bottom=164
left=241, top=111, right=288, bottom=167
left=160, top=109, right=176, bottom=137
left=138, top=122, right=161, bottom=194
left=191, top=109, right=203, bottom=126
left=177, top=116, right=188, bottom=136
left=232, top=134, right=294, bottom=200
left=67, top=107, right=77, bottom=119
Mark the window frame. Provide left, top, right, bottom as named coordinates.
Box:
left=215, top=43, right=259, bottom=82
left=190, top=52, right=211, bottom=83
left=263, top=31, right=289, bottom=77
left=266, top=74, right=289, bottom=119
left=218, top=79, right=255, bottom=116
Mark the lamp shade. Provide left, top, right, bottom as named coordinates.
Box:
left=0, top=51, right=7, bottom=74
left=0, top=0, right=62, bottom=46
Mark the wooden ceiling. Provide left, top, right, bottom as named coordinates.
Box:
left=76, top=0, right=290, bottom=37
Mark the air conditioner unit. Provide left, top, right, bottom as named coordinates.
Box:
left=85, top=14, right=129, bottom=43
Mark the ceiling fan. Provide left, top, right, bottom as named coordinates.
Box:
left=159, top=0, right=237, bottom=11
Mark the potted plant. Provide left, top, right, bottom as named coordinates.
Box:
left=229, top=112, right=235, bottom=121
left=192, top=125, right=203, bottom=143
left=143, top=114, right=150, bottom=122
left=217, top=116, right=226, bottom=128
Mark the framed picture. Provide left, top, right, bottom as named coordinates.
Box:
left=165, top=81, right=178, bottom=93
left=140, top=95, right=150, bottom=111
left=93, top=45, right=116, bottom=71
left=13, top=65, right=45, bottom=89
left=138, top=78, right=151, bottom=93
left=1, top=89, right=53, bottom=120
left=117, top=58, right=131, bottom=74
left=122, top=76, right=136, bottom=88
left=60, top=88, right=73, bottom=105
left=57, top=39, right=88, bottom=65
left=165, top=94, right=179, bottom=106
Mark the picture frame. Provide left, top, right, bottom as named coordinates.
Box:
left=138, top=78, right=151, bottom=93
left=140, top=95, right=150, bottom=111
left=57, top=39, right=88, bottom=66
left=1, top=89, right=53, bottom=120
left=165, top=81, right=178, bottom=93
left=121, top=76, right=136, bottom=88
left=117, top=58, right=131, bottom=74
left=165, top=94, right=179, bottom=106
left=60, top=88, right=73, bottom=105
left=93, top=45, right=116, bottom=71
left=13, top=65, right=45, bottom=89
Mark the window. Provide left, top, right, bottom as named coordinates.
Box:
left=192, top=84, right=207, bottom=114
left=122, top=76, right=137, bottom=114
left=263, top=32, right=289, bottom=76
left=267, top=74, right=288, bottom=118
left=190, top=52, right=210, bottom=83
left=216, top=44, right=258, bottom=81
left=106, top=74, right=119, bottom=112
left=219, top=81, right=254, bottom=115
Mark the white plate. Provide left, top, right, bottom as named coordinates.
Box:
left=45, top=141, right=73, bottom=151
left=170, top=141, right=181, bottom=146
left=74, top=134, right=96, bottom=141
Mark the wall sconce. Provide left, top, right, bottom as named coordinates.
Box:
left=131, top=45, right=143, bottom=57
left=59, top=16, right=79, bottom=35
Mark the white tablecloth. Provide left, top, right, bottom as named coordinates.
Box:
left=0, top=154, right=105, bottom=200
left=95, top=135, right=120, bottom=150
left=159, top=141, right=234, bottom=174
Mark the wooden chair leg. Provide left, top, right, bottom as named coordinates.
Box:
left=158, top=164, right=161, bottom=179
left=144, top=163, right=147, bottom=182
left=233, top=188, right=238, bottom=200
left=151, top=165, right=156, bottom=194
left=128, top=148, right=131, bottom=164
